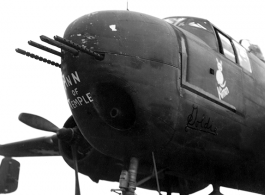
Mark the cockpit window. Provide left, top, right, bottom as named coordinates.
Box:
left=164, top=17, right=211, bottom=32
left=233, top=40, right=252, bottom=72
left=165, top=17, right=185, bottom=26
left=216, top=30, right=236, bottom=63
left=188, top=22, right=207, bottom=30
left=164, top=17, right=218, bottom=51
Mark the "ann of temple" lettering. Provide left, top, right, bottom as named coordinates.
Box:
left=62, top=71, right=81, bottom=88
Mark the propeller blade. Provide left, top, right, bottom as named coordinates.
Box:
left=19, top=113, right=59, bottom=132
left=71, top=145, right=81, bottom=195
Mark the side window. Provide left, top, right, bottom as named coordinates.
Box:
left=233, top=40, right=252, bottom=73
left=216, top=30, right=236, bottom=63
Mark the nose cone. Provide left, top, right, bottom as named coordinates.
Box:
left=63, top=10, right=177, bottom=64
left=61, top=11, right=179, bottom=160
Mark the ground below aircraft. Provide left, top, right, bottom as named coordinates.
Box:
left=1, top=10, right=265, bottom=195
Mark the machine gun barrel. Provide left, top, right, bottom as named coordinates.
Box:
left=40, top=35, right=79, bottom=56
left=15, top=48, right=61, bottom=68
left=28, top=40, right=63, bottom=57
left=54, top=35, right=104, bottom=60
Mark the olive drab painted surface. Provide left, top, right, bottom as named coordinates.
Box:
left=1, top=11, right=265, bottom=195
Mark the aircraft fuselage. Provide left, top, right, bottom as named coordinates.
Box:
left=61, top=10, right=265, bottom=194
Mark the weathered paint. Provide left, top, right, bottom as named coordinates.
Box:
left=62, top=11, right=265, bottom=195
left=61, top=11, right=265, bottom=194
left=3, top=10, right=265, bottom=195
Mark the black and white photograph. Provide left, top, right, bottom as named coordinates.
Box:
left=0, top=0, right=264, bottom=194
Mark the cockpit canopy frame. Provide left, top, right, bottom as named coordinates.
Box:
left=164, top=16, right=253, bottom=73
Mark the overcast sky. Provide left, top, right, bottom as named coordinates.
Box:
left=0, top=0, right=264, bottom=194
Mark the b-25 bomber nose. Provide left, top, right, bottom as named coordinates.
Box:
left=61, top=10, right=179, bottom=160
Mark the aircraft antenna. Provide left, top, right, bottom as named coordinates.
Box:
left=127, top=0, right=129, bottom=11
